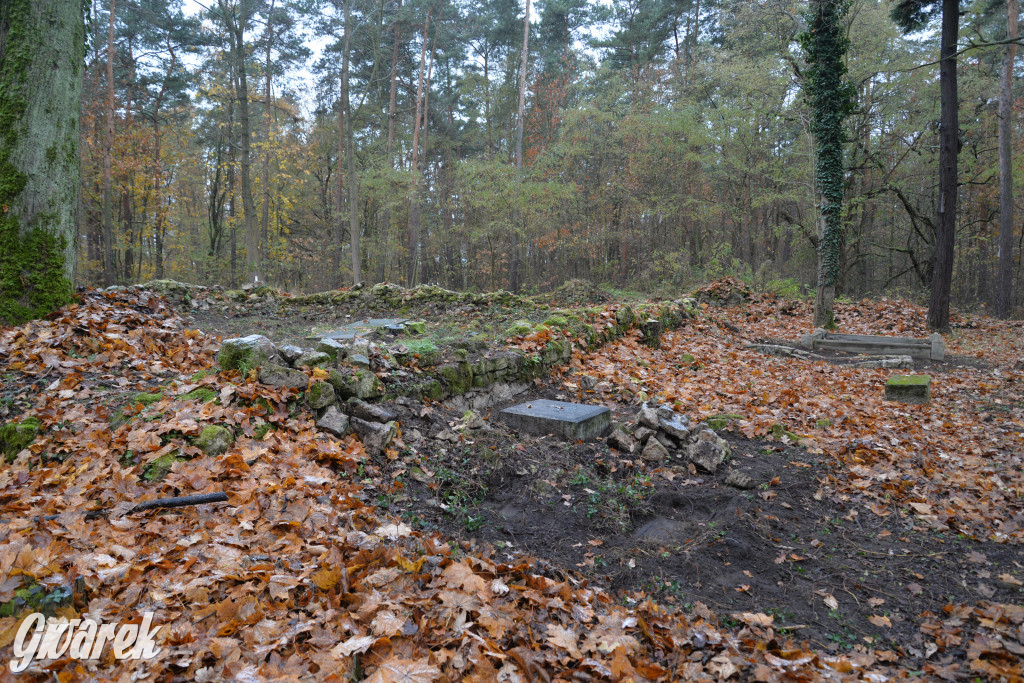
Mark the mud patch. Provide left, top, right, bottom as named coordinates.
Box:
left=365, top=390, right=1023, bottom=661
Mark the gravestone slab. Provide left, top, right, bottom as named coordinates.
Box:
left=314, top=318, right=409, bottom=341
left=884, top=374, right=931, bottom=404
left=500, top=399, right=611, bottom=440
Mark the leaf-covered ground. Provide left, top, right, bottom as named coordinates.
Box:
left=0, top=287, right=1021, bottom=681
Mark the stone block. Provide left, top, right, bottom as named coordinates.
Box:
left=500, top=399, right=611, bottom=441
left=884, top=374, right=931, bottom=404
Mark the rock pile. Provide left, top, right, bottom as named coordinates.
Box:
left=607, top=401, right=733, bottom=474
left=218, top=334, right=398, bottom=455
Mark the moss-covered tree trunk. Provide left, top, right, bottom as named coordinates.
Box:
left=0, top=0, right=84, bottom=325
left=801, top=0, right=852, bottom=329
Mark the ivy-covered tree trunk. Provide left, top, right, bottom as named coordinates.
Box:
left=802, top=0, right=852, bottom=328
left=0, top=0, right=84, bottom=325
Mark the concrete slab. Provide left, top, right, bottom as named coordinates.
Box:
left=313, top=318, right=409, bottom=341
left=500, top=399, right=611, bottom=440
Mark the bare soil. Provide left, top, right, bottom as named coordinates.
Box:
left=365, top=378, right=1020, bottom=662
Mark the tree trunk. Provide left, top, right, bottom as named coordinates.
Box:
left=511, top=0, right=531, bottom=293
left=379, top=6, right=400, bottom=283
left=927, top=0, right=959, bottom=331
left=343, top=0, right=360, bottom=285
left=220, top=0, right=259, bottom=284
left=261, top=2, right=274, bottom=281
left=0, top=0, right=83, bottom=324
left=334, top=71, right=344, bottom=288
left=102, top=0, right=116, bottom=286
left=407, top=11, right=430, bottom=287
left=996, top=0, right=1018, bottom=318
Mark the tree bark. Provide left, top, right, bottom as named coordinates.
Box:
left=261, top=0, right=274, bottom=281
left=407, top=11, right=430, bottom=287
left=102, top=0, right=116, bottom=286
left=927, top=0, right=959, bottom=331
left=0, top=0, right=84, bottom=324
left=512, top=0, right=531, bottom=293
left=343, top=0, right=360, bottom=285
left=220, top=0, right=260, bottom=284
left=996, top=0, right=1018, bottom=318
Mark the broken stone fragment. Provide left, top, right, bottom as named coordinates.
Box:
left=634, top=426, right=655, bottom=445
left=658, top=414, right=691, bottom=441
left=349, top=354, right=371, bottom=370
left=294, top=350, right=331, bottom=369
left=351, top=418, right=397, bottom=456
left=638, top=405, right=660, bottom=430
left=316, top=405, right=350, bottom=437
left=328, top=367, right=384, bottom=401
left=306, top=381, right=336, bottom=410
left=218, top=334, right=279, bottom=372
left=258, top=364, right=309, bottom=389
left=607, top=427, right=638, bottom=454
left=345, top=399, right=397, bottom=424
left=579, top=375, right=599, bottom=391
left=641, top=437, right=669, bottom=464
left=194, top=425, right=233, bottom=456
left=460, top=410, right=488, bottom=431
left=279, top=344, right=303, bottom=364
left=655, top=432, right=676, bottom=449
left=316, top=338, right=348, bottom=361
left=686, top=430, right=731, bottom=473
left=724, top=470, right=756, bottom=490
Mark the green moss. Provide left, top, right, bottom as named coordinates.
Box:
left=507, top=320, right=534, bottom=336
left=769, top=423, right=803, bottom=444
left=815, top=418, right=832, bottom=428
left=130, top=392, right=163, bottom=407
left=542, top=315, right=570, bottom=328
left=0, top=417, right=41, bottom=462
left=183, top=387, right=217, bottom=403
left=254, top=422, right=272, bottom=440
left=707, top=414, right=744, bottom=430
left=405, top=321, right=427, bottom=336
left=142, top=451, right=186, bottom=482
left=402, top=338, right=440, bottom=366
left=438, top=363, right=473, bottom=394
left=0, top=0, right=80, bottom=326
left=886, top=374, right=931, bottom=386
left=193, top=425, right=233, bottom=456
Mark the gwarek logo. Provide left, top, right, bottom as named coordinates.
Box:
left=9, top=613, right=162, bottom=673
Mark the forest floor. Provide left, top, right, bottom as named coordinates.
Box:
left=0, top=282, right=1021, bottom=681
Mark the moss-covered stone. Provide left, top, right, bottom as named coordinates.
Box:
left=405, top=321, right=427, bottom=336
left=294, top=350, right=331, bottom=369
left=438, top=363, right=474, bottom=394
left=193, top=425, right=233, bottom=456
left=328, top=367, right=383, bottom=400
left=884, top=374, right=931, bottom=404
left=0, top=417, right=41, bottom=461
left=506, top=320, right=534, bottom=337
left=218, top=335, right=278, bottom=373
left=306, top=381, right=336, bottom=410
